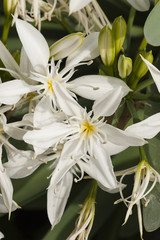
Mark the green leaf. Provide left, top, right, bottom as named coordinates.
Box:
left=144, top=1, right=160, bottom=46
left=143, top=185, right=160, bottom=232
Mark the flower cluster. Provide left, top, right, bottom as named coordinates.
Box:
left=1, top=0, right=160, bottom=239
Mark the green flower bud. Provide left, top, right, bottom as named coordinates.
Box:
left=118, top=55, right=132, bottom=79
left=50, top=32, right=85, bottom=60
left=3, top=0, right=18, bottom=17
left=132, top=50, right=153, bottom=79
left=112, top=16, right=127, bottom=56
left=98, top=25, right=115, bottom=66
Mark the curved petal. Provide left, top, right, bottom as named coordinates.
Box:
left=125, top=113, right=160, bottom=139
left=33, top=96, right=66, bottom=128
left=47, top=171, right=73, bottom=227
left=67, top=75, right=130, bottom=101
left=66, top=32, right=99, bottom=68
left=54, top=81, right=83, bottom=117
left=16, top=19, right=49, bottom=73
left=69, top=0, right=92, bottom=13
left=141, top=56, right=160, bottom=93
left=104, top=124, right=147, bottom=146
left=80, top=143, right=119, bottom=191
left=0, top=41, right=22, bottom=79
left=0, top=80, right=39, bottom=105
left=127, top=0, right=150, bottom=11
left=23, top=123, right=73, bottom=155
left=93, top=87, right=126, bottom=117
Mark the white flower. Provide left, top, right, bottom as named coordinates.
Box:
left=69, top=0, right=93, bottom=13
left=115, top=159, right=160, bottom=239
left=141, top=56, right=160, bottom=93
left=127, top=0, right=150, bottom=11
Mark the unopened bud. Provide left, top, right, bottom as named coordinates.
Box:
left=132, top=50, right=153, bottom=79
left=3, top=0, right=18, bottom=16
left=118, top=55, right=132, bottom=79
left=50, top=33, right=85, bottom=60
left=98, top=25, right=115, bottom=66
left=112, top=16, right=127, bottom=56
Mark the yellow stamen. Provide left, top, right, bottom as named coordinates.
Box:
left=47, top=79, right=53, bottom=92
left=81, top=121, right=95, bottom=135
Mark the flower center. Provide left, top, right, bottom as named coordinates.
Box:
left=81, top=121, right=95, bottom=136
left=47, top=78, right=53, bottom=92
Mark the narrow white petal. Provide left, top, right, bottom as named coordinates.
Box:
left=47, top=171, right=73, bottom=227
left=0, top=41, right=22, bottom=79
left=23, top=123, right=73, bottom=155
left=54, top=81, right=83, bottom=117
left=127, top=0, right=150, bottom=11
left=104, top=124, right=147, bottom=146
left=0, top=80, right=39, bottom=105
left=141, top=56, right=160, bottom=93
left=33, top=96, right=66, bottom=128
left=80, top=143, right=119, bottom=191
left=0, top=147, right=13, bottom=216
left=93, top=87, right=125, bottom=117
left=66, top=32, right=99, bottom=67
left=126, top=113, right=160, bottom=139
left=4, top=146, right=42, bottom=178
left=69, top=0, right=92, bottom=13
left=68, top=75, right=130, bottom=101
left=0, top=194, right=19, bottom=213
left=16, top=19, right=49, bottom=73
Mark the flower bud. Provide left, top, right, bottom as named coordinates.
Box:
left=98, top=25, right=115, bottom=66
left=3, top=0, right=18, bottom=17
left=118, top=55, right=132, bottom=79
left=50, top=32, right=85, bottom=60
left=132, top=50, right=153, bottom=79
left=112, top=16, right=127, bottom=56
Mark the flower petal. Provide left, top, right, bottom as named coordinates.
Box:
left=69, top=0, right=92, bottom=13
left=0, top=80, right=39, bottom=105
left=47, top=171, right=73, bottom=227
left=16, top=19, right=49, bottom=73
left=141, top=55, right=160, bottom=93
left=66, top=32, right=99, bottom=67
left=125, top=113, right=160, bottom=139
left=127, top=0, right=150, bottom=11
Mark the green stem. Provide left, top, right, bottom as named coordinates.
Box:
left=124, top=7, right=136, bottom=53
left=135, top=78, right=154, bottom=92
left=132, top=93, right=160, bottom=101
left=1, top=16, right=11, bottom=44
left=139, top=146, right=147, bottom=162
left=139, top=37, right=148, bottom=51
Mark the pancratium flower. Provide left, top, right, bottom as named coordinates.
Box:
left=115, top=148, right=160, bottom=239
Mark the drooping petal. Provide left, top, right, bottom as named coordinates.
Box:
left=0, top=80, right=39, bottom=105
left=66, top=32, right=99, bottom=68
left=33, top=96, right=66, bottom=128
left=93, top=87, right=126, bottom=117
left=4, top=146, right=42, bottom=178
left=141, top=56, right=160, bottom=93
left=0, top=146, right=13, bottom=217
left=47, top=171, right=73, bottom=227
left=16, top=18, right=49, bottom=73
left=54, top=81, right=83, bottom=117
left=125, top=113, right=160, bottom=139
left=0, top=41, right=22, bottom=79
left=80, top=142, right=119, bottom=192
left=69, top=0, right=92, bottom=13
left=127, top=0, right=150, bottom=11
left=0, top=194, right=19, bottom=213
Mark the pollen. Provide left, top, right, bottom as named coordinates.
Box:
left=81, top=121, right=95, bottom=135
left=47, top=78, right=53, bottom=92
